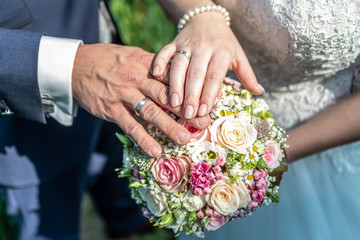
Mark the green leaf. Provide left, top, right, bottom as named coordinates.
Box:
left=154, top=213, right=173, bottom=228
left=129, top=181, right=142, bottom=188
left=256, top=159, right=268, bottom=169
left=115, top=167, right=132, bottom=178
left=115, top=132, right=133, bottom=146
left=187, top=212, right=198, bottom=223
left=267, top=192, right=280, bottom=203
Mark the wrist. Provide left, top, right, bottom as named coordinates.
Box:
left=177, top=4, right=230, bottom=32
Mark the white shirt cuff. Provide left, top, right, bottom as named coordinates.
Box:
left=37, top=36, right=82, bottom=126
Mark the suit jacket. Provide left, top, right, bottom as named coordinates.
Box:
left=0, top=0, right=113, bottom=185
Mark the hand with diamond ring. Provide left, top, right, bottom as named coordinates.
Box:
left=153, top=0, right=264, bottom=120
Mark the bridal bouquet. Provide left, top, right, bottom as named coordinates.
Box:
left=116, top=78, right=288, bottom=237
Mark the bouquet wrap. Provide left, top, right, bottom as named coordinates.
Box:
left=116, top=78, right=288, bottom=237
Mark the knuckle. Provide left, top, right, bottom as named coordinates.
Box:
left=123, top=71, right=140, bottom=83
left=157, top=87, right=168, bottom=105
left=188, top=68, right=204, bottom=80
left=125, top=124, right=141, bottom=140
left=207, top=72, right=223, bottom=84
left=141, top=103, right=160, bottom=122
left=195, top=39, right=208, bottom=50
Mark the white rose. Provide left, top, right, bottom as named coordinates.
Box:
left=183, top=190, right=206, bottom=212
left=210, top=117, right=257, bottom=153
left=205, top=177, right=251, bottom=215
left=253, top=99, right=269, bottom=114
left=138, top=188, right=168, bottom=217
left=235, top=111, right=252, bottom=123
left=190, top=141, right=228, bottom=165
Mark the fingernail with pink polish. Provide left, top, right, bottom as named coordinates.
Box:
left=258, top=85, right=265, bottom=93
left=178, top=131, right=189, bottom=143
left=171, top=93, right=179, bottom=107
left=198, top=104, right=208, bottom=116
left=151, top=147, right=160, bottom=157
left=153, top=65, right=161, bottom=76
left=184, top=105, right=194, bottom=119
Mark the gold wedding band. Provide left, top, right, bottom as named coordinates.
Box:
left=135, top=97, right=151, bottom=116
left=174, top=50, right=191, bottom=60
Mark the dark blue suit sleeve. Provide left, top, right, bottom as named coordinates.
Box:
left=0, top=28, right=46, bottom=123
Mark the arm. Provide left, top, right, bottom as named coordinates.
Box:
left=0, top=28, right=45, bottom=123
left=0, top=28, right=210, bottom=157
left=286, top=91, right=360, bottom=162
left=154, top=0, right=264, bottom=120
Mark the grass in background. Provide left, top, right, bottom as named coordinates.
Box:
left=109, top=0, right=177, bottom=53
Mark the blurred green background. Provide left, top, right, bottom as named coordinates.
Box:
left=0, top=0, right=176, bottom=240
left=110, top=0, right=177, bottom=53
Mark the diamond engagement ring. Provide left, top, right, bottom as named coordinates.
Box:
left=135, top=97, right=151, bottom=116
left=174, top=50, right=191, bottom=60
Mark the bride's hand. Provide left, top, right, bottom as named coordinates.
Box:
left=152, top=12, right=264, bottom=119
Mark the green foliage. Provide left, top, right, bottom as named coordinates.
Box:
left=109, top=0, right=177, bottom=53
left=0, top=196, right=18, bottom=240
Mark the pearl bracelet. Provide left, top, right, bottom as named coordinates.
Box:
left=177, top=4, right=231, bottom=32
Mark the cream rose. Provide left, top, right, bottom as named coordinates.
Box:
left=183, top=190, right=206, bottom=212
left=138, top=188, right=168, bottom=217
left=205, top=177, right=251, bottom=215
left=210, top=117, right=257, bottom=153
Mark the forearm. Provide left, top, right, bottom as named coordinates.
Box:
left=286, top=91, right=360, bottom=162
left=157, top=0, right=215, bottom=23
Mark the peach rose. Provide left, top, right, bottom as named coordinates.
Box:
left=210, top=117, right=257, bottom=153
left=205, top=177, right=251, bottom=216
left=150, top=156, right=192, bottom=192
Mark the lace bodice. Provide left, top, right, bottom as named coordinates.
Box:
left=216, top=0, right=360, bottom=129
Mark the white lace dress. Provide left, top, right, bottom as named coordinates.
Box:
left=180, top=0, right=360, bottom=239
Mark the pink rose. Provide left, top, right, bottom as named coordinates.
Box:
left=150, top=156, right=192, bottom=192
left=178, top=120, right=210, bottom=144
left=262, top=140, right=282, bottom=170
left=248, top=201, right=258, bottom=209
left=256, top=179, right=268, bottom=189
left=197, top=209, right=205, bottom=219
left=253, top=169, right=262, bottom=180
left=206, top=214, right=229, bottom=231
left=260, top=169, right=268, bottom=177
left=212, top=165, right=222, bottom=174
left=216, top=156, right=226, bottom=167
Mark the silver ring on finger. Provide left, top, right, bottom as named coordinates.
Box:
left=174, top=50, right=191, bottom=60
left=135, top=97, right=151, bottom=116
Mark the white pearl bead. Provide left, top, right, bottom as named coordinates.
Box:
left=179, top=18, right=186, bottom=25
left=194, top=7, right=200, bottom=14
left=200, top=6, right=206, bottom=12
left=188, top=10, right=194, bottom=17
left=183, top=14, right=190, bottom=21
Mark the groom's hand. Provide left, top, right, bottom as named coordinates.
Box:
left=72, top=44, right=210, bottom=157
